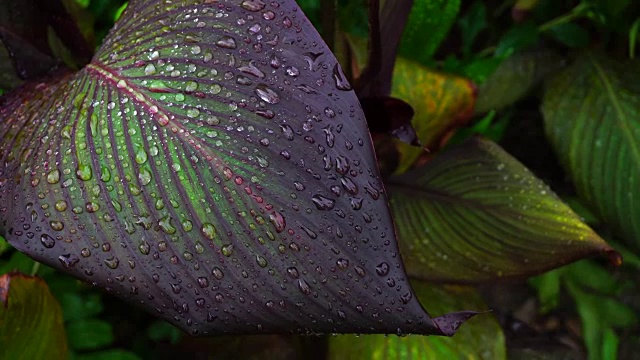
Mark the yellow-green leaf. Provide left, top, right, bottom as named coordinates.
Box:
left=0, top=273, right=68, bottom=360
left=328, top=282, right=506, bottom=360
left=542, top=53, right=640, bottom=252
left=387, top=137, right=616, bottom=283
left=392, top=58, right=476, bottom=173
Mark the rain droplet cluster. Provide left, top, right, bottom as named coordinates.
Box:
left=0, top=0, right=433, bottom=336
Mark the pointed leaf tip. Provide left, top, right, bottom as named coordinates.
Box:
left=433, top=310, right=482, bottom=336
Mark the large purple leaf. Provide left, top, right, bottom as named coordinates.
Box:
left=0, top=0, right=468, bottom=336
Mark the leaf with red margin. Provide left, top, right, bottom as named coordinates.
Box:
left=0, top=0, right=472, bottom=336
left=387, top=137, right=618, bottom=283
left=0, top=273, right=68, bottom=360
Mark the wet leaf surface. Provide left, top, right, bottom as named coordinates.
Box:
left=0, top=0, right=469, bottom=336
left=0, top=273, right=68, bottom=360
left=328, top=282, right=506, bottom=360
left=387, top=137, right=617, bottom=283
left=542, top=52, right=640, bottom=253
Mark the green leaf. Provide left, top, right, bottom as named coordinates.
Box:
left=547, top=23, right=590, bottom=48
left=328, top=282, right=506, bottom=360
left=66, top=319, right=114, bottom=350
left=567, top=279, right=636, bottom=360
left=76, top=349, right=141, bottom=360
left=399, top=0, right=461, bottom=62
left=529, top=269, right=562, bottom=313
left=458, top=1, right=488, bottom=58
left=391, top=57, right=477, bottom=173
left=542, top=53, right=640, bottom=252
left=387, top=137, right=617, bottom=283
left=0, top=251, right=37, bottom=275
left=495, top=22, right=540, bottom=58
left=0, top=235, right=9, bottom=256
left=59, top=292, right=104, bottom=321
left=0, top=0, right=471, bottom=337
left=475, top=50, right=565, bottom=114
left=146, top=320, right=183, bottom=344
left=461, top=56, right=503, bottom=84
left=0, top=273, right=68, bottom=360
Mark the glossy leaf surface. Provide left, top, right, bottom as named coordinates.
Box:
left=328, top=282, right=506, bottom=360
left=0, top=0, right=467, bottom=336
left=387, top=137, right=616, bottom=283
left=542, top=53, right=640, bottom=252
left=0, top=273, right=68, bottom=360
left=391, top=58, right=476, bottom=173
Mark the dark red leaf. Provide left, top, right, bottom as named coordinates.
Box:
left=0, top=0, right=471, bottom=337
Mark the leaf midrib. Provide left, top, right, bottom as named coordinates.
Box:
left=387, top=181, right=516, bottom=216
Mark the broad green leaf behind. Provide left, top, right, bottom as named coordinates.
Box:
left=388, top=137, right=616, bottom=283
left=542, top=53, right=640, bottom=252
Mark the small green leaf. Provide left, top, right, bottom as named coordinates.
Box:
left=399, top=0, right=461, bottom=62
left=461, top=56, right=504, bottom=84
left=458, top=1, right=488, bottom=57
left=542, top=52, right=640, bottom=252
left=547, top=23, right=590, bottom=48
left=529, top=270, right=562, bottom=313
left=328, top=282, right=506, bottom=360
left=567, top=279, right=636, bottom=360
left=0, top=235, right=9, bottom=256
left=66, top=319, right=114, bottom=350
left=0, top=251, right=37, bottom=275
left=387, top=137, right=616, bottom=283
left=0, top=273, right=68, bottom=360
left=76, top=349, right=141, bottom=360
left=475, top=50, right=565, bottom=114
left=495, top=23, right=540, bottom=58
left=59, top=292, right=104, bottom=321
left=147, top=320, right=183, bottom=344
left=113, top=2, right=128, bottom=22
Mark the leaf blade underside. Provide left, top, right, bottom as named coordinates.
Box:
left=387, top=137, right=616, bottom=283
left=0, top=0, right=462, bottom=336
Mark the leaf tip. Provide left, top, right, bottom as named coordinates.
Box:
left=432, top=310, right=484, bottom=336
left=605, top=248, right=623, bottom=267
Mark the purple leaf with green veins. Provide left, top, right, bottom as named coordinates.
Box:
left=0, top=0, right=470, bottom=336
left=388, top=137, right=618, bottom=283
